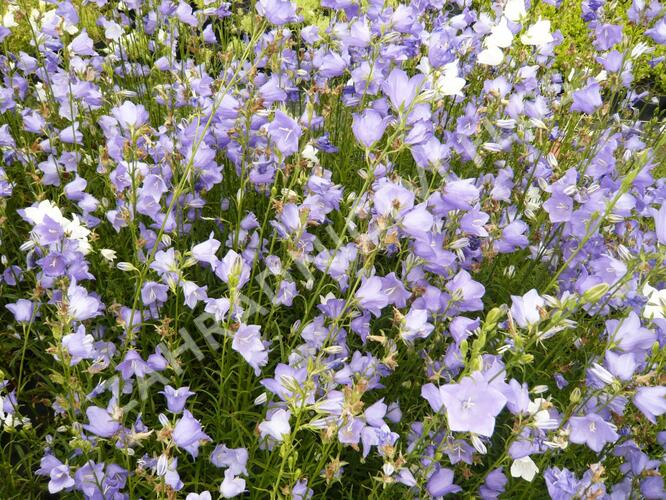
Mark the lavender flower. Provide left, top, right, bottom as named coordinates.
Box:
left=161, top=386, right=195, bottom=413
left=422, top=373, right=507, bottom=436
left=568, top=413, right=619, bottom=452
left=173, top=410, right=211, bottom=458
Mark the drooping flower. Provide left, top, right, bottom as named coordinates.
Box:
left=544, top=467, right=583, bottom=499
left=210, top=444, right=249, bottom=476
left=192, top=234, right=221, bottom=266
left=594, top=23, right=623, bottom=50
left=479, top=468, right=507, bottom=498
left=352, top=110, right=386, bottom=148
left=68, top=30, right=96, bottom=56
left=426, top=468, right=461, bottom=497
left=6, top=299, right=37, bottom=323
left=186, top=492, right=212, bottom=500
left=83, top=406, right=120, bottom=438
left=570, top=81, right=603, bottom=114
left=606, top=311, right=656, bottom=353
left=62, top=325, right=96, bottom=365
left=173, top=410, right=211, bottom=458
left=633, top=387, right=666, bottom=423
left=258, top=408, right=291, bottom=442
left=256, top=0, right=300, bottom=25
left=646, top=18, right=666, bottom=44
left=48, top=464, right=75, bottom=494
left=67, top=282, right=102, bottom=321
left=231, top=324, right=268, bottom=375
left=510, top=289, right=545, bottom=328
left=510, top=456, right=539, bottom=482
left=116, top=350, right=153, bottom=380
left=220, top=470, right=246, bottom=498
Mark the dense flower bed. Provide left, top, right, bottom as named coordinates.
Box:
left=0, top=0, right=665, bottom=498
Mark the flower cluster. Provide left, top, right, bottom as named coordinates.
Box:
left=0, top=0, right=665, bottom=497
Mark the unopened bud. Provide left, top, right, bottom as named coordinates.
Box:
left=582, top=283, right=609, bottom=303
left=569, top=387, right=582, bottom=403
left=117, top=262, right=137, bottom=272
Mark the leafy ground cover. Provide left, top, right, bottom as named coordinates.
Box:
left=0, top=0, right=665, bottom=498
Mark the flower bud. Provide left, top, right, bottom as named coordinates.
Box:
left=582, top=283, right=609, bottom=303
left=569, top=387, right=582, bottom=403
left=117, top=262, right=137, bottom=272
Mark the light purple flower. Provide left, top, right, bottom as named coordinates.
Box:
left=68, top=30, right=96, bottom=56
left=83, top=406, right=120, bottom=438
left=204, top=298, right=231, bottom=322
left=173, top=410, right=211, bottom=458
left=258, top=408, right=291, bottom=441
left=606, top=311, right=656, bottom=353
left=116, top=349, right=153, bottom=380
left=67, top=282, right=102, bottom=321
left=141, top=281, right=169, bottom=305
left=654, top=202, right=666, bottom=245
left=161, top=386, right=195, bottom=413
left=186, top=492, right=212, bottom=500
left=382, top=68, right=424, bottom=112
left=111, top=101, right=149, bottom=131
left=232, top=324, right=268, bottom=375
left=568, top=413, right=619, bottom=452
left=543, top=193, right=573, bottom=223
left=216, top=250, right=250, bottom=289
left=374, top=182, right=415, bottom=216
left=646, top=18, right=666, bottom=44
left=220, top=470, right=246, bottom=498
left=594, top=24, right=623, bottom=50
left=256, top=0, right=300, bottom=25
left=633, top=387, right=666, bottom=423
left=446, top=270, right=485, bottom=312
left=210, top=444, right=249, bottom=476
left=570, top=81, right=603, bottom=114
left=423, top=373, right=507, bottom=436
left=355, top=276, right=390, bottom=317
left=267, top=111, right=302, bottom=157
left=400, top=308, right=434, bottom=342
left=273, top=280, right=297, bottom=306
left=427, top=468, right=461, bottom=497
left=352, top=110, right=386, bottom=148
left=48, top=464, right=75, bottom=494
left=192, top=235, right=221, bottom=265
left=6, top=299, right=37, bottom=323
left=62, top=325, right=96, bottom=365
